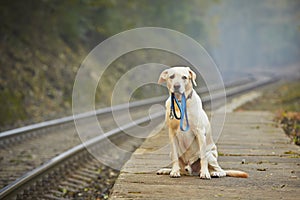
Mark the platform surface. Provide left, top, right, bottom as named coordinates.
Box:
left=110, top=111, right=300, bottom=200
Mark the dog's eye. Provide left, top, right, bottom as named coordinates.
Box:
left=182, top=76, right=188, bottom=80
left=170, top=74, right=175, bottom=79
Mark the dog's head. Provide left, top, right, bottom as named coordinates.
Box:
left=158, top=67, right=197, bottom=94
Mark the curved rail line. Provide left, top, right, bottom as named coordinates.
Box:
left=0, top=76, right=253, bottom=145
left=0, top=75, right=277, bottom=199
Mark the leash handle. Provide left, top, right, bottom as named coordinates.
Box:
left=170, top=93, right=190, bottom=131
left=171, top=93, right=181, bottom=120
left=180, top=94, right=190, bottom=131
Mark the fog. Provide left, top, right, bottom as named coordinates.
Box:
left=206, top=0, right=300, bottom=78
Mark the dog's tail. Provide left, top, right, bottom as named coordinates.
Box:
left=224, top=170, right=249, bottom=178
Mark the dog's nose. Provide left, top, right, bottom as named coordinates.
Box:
left=174, top=83, right=181, bottom=91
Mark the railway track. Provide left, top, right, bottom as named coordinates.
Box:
left=0, top=75, right=277, bottom=199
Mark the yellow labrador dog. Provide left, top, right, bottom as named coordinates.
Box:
left=157, top=67, right=248, bottom=179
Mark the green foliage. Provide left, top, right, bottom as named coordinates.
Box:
left=0, top=89, right=26, bottom=127
left=0, top=0, right=217, bottom=130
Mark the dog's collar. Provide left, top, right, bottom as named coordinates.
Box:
left=186, top=90, right=193, bottom=100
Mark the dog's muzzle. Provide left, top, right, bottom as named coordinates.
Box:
left=173, top=83, right=181, bottom=93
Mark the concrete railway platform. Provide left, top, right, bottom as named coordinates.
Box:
left=110, top=111, right=300, bottom=199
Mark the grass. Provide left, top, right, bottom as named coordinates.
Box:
left=276, top=111, right=300, bottom=145
left=237, top=79, right=300, bottom=145
left=237, top=80, right=300, bottom=112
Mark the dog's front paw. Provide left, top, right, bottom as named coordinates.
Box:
left=200, top=170, right=211, bottom=179
left=170, top=170, right=181, bottom=178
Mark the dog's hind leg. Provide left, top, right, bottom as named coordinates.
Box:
left=156, top=168, right=172, bottom=175
left=207, top=152, right=226, bottom=178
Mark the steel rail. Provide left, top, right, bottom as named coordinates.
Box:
left=201, top=75, right=278, bottom=102
left=0, top=112, right=164, bottom=199
left=0, top=76, right=253, bottom=143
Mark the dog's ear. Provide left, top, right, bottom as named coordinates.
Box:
left=187, top=67, right=197, bottom=86
left=158, top=69, right=169, bottom=84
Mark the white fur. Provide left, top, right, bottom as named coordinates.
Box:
left=157, top=67, right=247, bottom=179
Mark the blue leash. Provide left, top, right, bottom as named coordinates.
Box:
left=170, top=93, right=190, bottom=131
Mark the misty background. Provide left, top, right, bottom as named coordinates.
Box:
left=0, top=0, right=299, bottom=130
